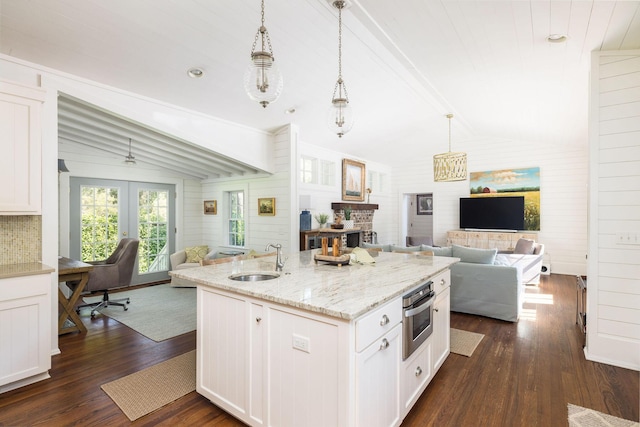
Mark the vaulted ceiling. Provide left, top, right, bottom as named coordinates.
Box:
left=2, top=0, right=639, bottom=178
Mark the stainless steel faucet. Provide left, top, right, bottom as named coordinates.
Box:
left=265, top=243, right=285, bottom=271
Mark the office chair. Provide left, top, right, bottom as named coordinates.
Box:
left=73, top=238, right=139, bottom=318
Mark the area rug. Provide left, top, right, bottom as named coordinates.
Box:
left=568, top=404, right=639, bottom=427
left=83, top=284, right=196, bottom=342
left=101, top=350, right=196, bottom=421
left=450, top=328, right=484, bottom=357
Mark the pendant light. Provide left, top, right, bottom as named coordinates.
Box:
left=433, top=114, right=467, bottom=181
left=327, top=0, right=354, bottom=138
left=124, top=138, right=136, bottom=165
left=244, top=0, right=283, bottom=108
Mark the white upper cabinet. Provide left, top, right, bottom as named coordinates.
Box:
left=0, top=80, right=46, bottom=215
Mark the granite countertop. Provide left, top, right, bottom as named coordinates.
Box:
left=0, top=262, right=55, bottom=280
left=171, top=251, right=459, bottom=320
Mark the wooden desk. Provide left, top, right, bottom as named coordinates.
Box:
left=58, top=257, right=93, bottom=335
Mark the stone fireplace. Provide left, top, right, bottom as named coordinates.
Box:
left=331, top=202, right=379, bottom=245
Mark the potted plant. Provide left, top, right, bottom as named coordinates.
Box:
left=343, top=206, right=354, bottom=229
left=314, top=213, right=329, bottom=229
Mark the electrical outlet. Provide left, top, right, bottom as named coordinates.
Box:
left=292, top=334, right=310, bottom=353
left=616, top=233, right=640, bottom=245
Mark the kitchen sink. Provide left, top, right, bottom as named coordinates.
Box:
left=229, top=273, right=280, bottom=282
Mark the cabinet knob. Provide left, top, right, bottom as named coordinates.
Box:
left=379, top=314, right=390, bottom=326
left=434, top=308, right=439, bottom=312
left=379, top=338, right=389, bottom=350
left=415, top=366, right=422, bottom=377
left=256, top=317, right=262, bottom=323
left=440, top=278, right=446, bottom=286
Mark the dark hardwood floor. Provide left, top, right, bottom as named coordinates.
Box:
left=0, top=274, right=637, bottom=426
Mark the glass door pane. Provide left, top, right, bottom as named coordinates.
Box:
left=136, top=187, right=170, bottom=276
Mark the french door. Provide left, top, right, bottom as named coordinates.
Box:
left=69, top=178, right=175, bottom=285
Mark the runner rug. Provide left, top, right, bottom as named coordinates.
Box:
left=450, top=328, right=484, bottom=357
left=101, top=350, right=196, bottom=421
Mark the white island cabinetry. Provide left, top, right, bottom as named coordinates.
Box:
left=197, top=287, right=350, bottom=427
left=177, top=251, right=459, bottom=427
left=431, top=270, right=451, bottom=372
left=355, top=299, right=403, bottom=427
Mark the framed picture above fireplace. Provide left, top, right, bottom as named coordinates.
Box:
left=342, top=159, right=365, bottom=202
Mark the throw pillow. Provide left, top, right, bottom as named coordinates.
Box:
left=514, top=238, right=535, bottom=254
left=452, top=244, right=498, bottom=264
left=184, top=245, right=209, bottom=263
left=421, top=245, right=453, bottom=257
left=361, top=242, right=392, bottom=252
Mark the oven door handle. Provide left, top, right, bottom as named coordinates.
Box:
left=404, top=297, right=434, bottom=317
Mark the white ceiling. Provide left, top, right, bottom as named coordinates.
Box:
left=2, top=0, right=639, bottom=177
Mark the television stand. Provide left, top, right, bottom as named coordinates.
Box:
left=447, top=230, right=537, bottom=251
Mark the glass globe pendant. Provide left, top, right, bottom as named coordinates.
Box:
left=328, top=0, right=354, bottom=137
left=244, top=0, right=283, bottom=108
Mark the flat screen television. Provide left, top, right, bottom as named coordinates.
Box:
left=459, top=196, right=525, bottom=231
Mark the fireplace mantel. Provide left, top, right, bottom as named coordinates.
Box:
left=331, top=203, right=379, bottom=210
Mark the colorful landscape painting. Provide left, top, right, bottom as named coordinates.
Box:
left=470, top=167, right=540, bottom=231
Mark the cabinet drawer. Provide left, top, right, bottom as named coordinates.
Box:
left=355, top=298, right=402, bottom=352
left=431, top=270, right=450, bottom=296
left=0, top=274, right=50, bottom=301
left=402, top=340, right=432, bottom=412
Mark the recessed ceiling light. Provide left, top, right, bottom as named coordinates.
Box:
left=187, top=68, right=204, bottom=78
left=546, top=34, right=567, bottom=43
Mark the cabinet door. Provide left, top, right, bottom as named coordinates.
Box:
left=356, top=323, right=402, bottom=427
left=197, top=288, right=249, bottom=417
left=267, top=307, right=343, bottom=427
left=0, top=81, right=45, bottom=214
left=432, top=287, right=450, bottom=372
left=0, top=274, right=51, bottom=389
left=249, top=303, right=265, bottom=425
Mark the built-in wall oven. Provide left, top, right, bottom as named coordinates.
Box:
left=402, top=280, right=435, bottom=360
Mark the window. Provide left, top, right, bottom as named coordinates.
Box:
left=320, top=160, right=335, bottom=186
left=300, top=156, right=317, bottom=184
left=228, top=190, right=245, bottom=247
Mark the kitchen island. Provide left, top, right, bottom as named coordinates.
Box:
left=171, top=250, right=458, bottom=427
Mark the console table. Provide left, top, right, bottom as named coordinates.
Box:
left=447, top=230, right=537, bottom=251
left=300, top=229, right=363, bottom=251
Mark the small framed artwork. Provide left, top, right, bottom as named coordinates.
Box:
left=342, top=158, right=366, bottom=202
left=258, top=198, right=276, bottom=216
left=416, top=194, right=433, bottom=215
left=204, top=200, right=217, bottom=215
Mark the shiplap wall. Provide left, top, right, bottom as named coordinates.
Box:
left=391, top=138, right=588, bottom=275
left=586, top=51, right=640, bottom=371
left=297, top=142, right=394, bottom=244
left=201, top=126, right=294, bottom=254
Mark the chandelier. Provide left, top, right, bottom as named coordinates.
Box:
left=327, top=0, right=354, bottom=137
left=433, top=114, right=467, bottom=181
left=244, top=0, right=283, bottom=108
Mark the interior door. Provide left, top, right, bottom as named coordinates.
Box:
left=69, top=178, right=175, bottom=285
left=405, top=192, right=434, bottom=244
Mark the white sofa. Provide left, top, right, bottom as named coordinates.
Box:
left=169, top=248, right=217, bottom=286
left=361, top=239, right=544, bottom=322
